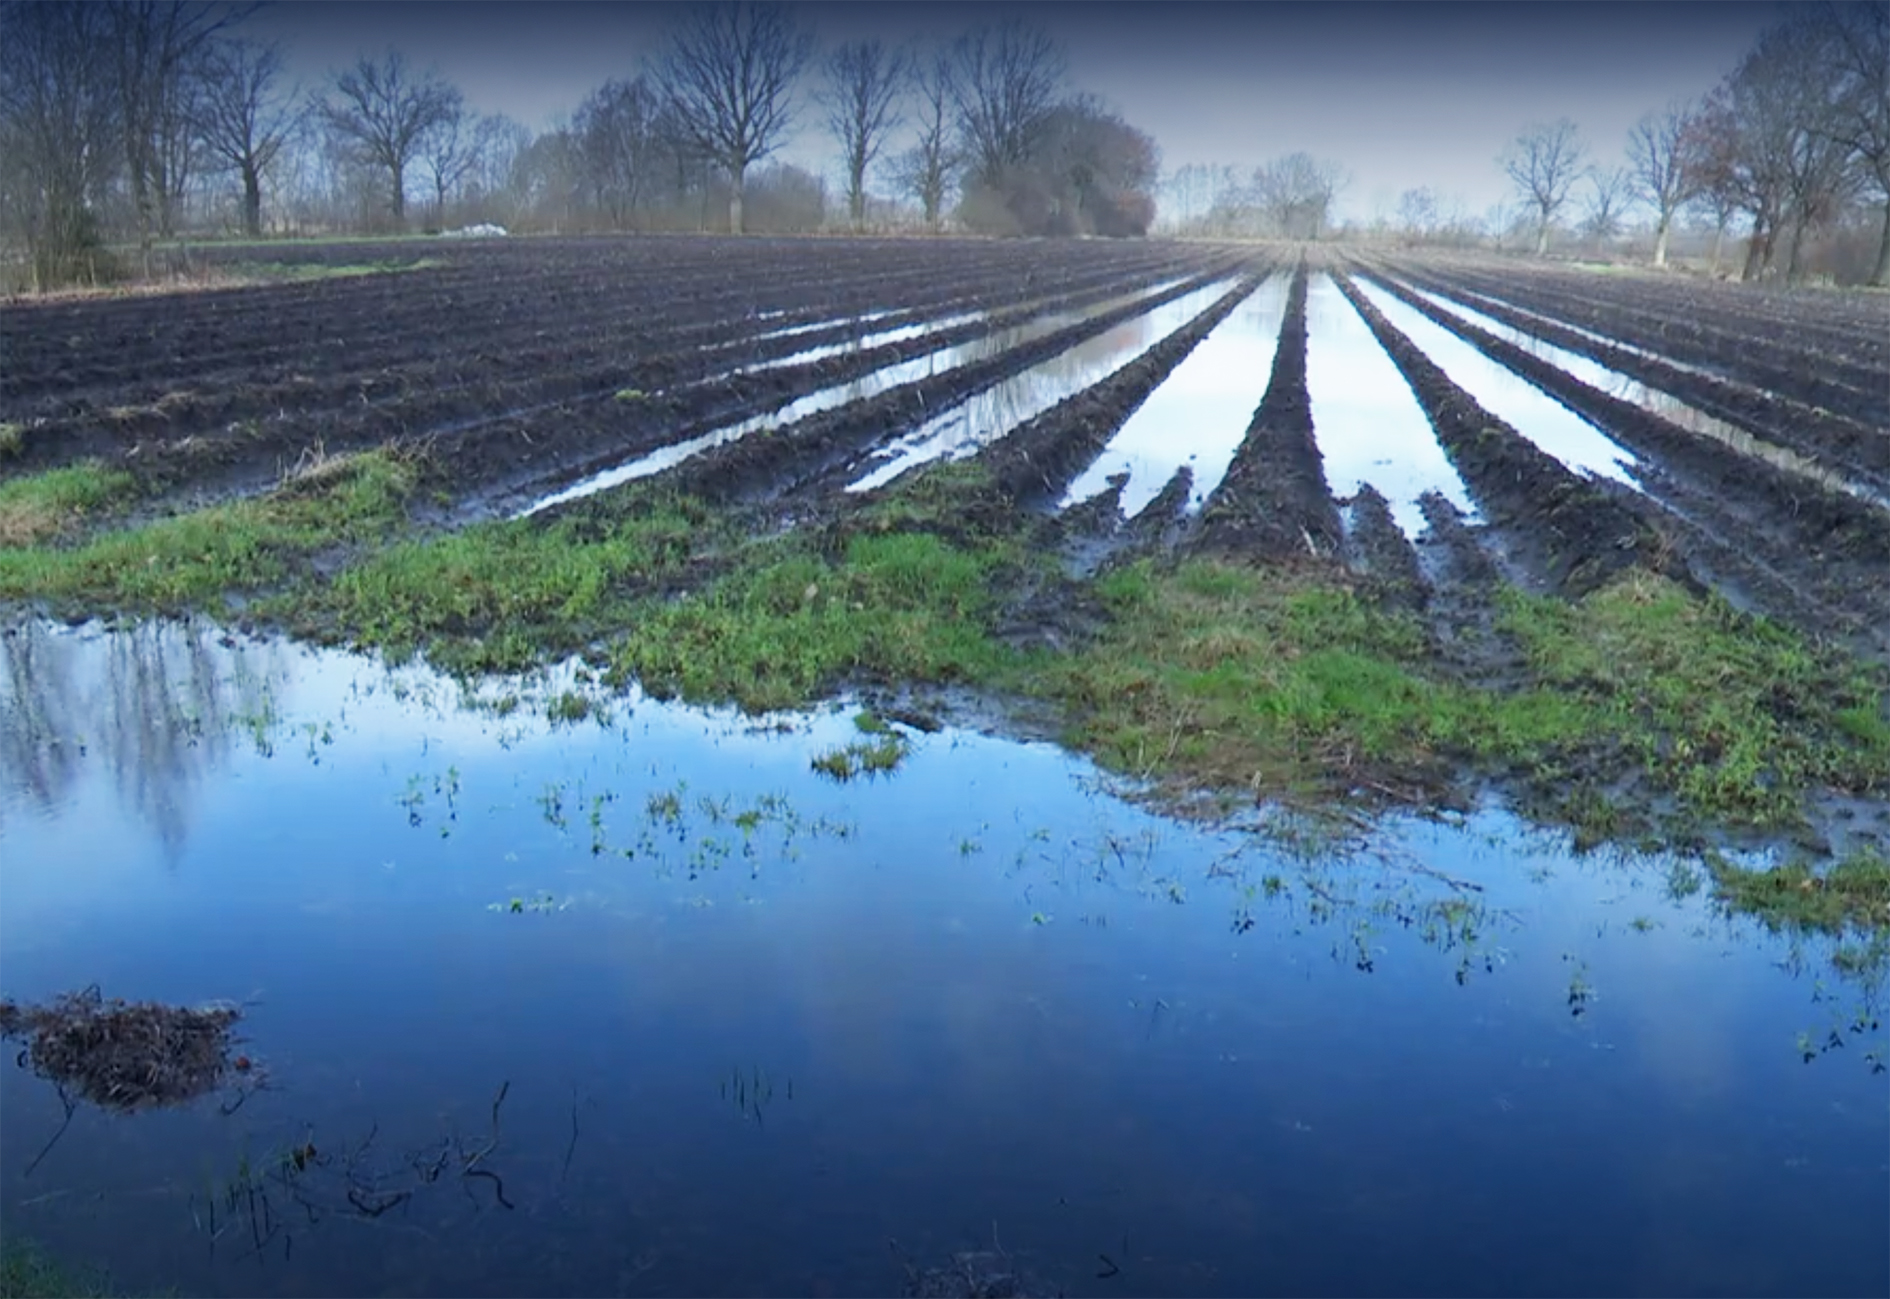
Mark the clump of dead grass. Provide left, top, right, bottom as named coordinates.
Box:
left=0, top=985, right=244, bottom=1111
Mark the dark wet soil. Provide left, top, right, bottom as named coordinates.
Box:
left=1192, top=264, right=1346, bottom=561
left=1353, top=269, right=1890, bottom=660
left=1334, top=272, right=1666, bottom=599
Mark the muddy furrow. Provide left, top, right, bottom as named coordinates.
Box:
left=1371, top=263, right=1890, bottom=494
left=1421, top=256, right=1890, bottom=365
left=1359, top=273, right=1890, bottom=653
left=636, top=266, right=1259, bottom=509
left=2, top=250, right=1214, bottom=429
left=1342, top=484, right=1427, bottom=612
left=1411, top=493, right=1537, bottom=688
left=467, top=267, right=1245, bottom=519
left=970, top=273, right=1268, bottom=507
left=23, top=266, right=1226, bottom=510
left=2, top=242, right=1217, bottom=405
left=1393, top=260, right=1887, bottom=423
left=1333, top=272, right=1663, bottom=597
left=1193, top=264, right=1344, bottom=560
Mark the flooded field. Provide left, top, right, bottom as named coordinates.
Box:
left=2, top=620, right=1885, bottom=1297
left=3, top=238, right=1889, bottom=1296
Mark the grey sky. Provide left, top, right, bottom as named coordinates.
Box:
left=251, top=1, right=1781, bottom=222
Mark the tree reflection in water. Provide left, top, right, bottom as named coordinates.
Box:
left=0, top=621, right=287, bottom=855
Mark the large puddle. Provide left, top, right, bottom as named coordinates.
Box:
left=1, top=620, right=1886, bottom=1298
left=517, top=282, right=1195, bottom=518
left=845, top=281, right=1235, bottom=494
left=1304, top=275, right=1477, bottom=537
left=1059, top=276, right=1291, bottom=518
left=1404, top=286, right=1890, bottom=514
left=1352, top=280, right=1642, bottom=488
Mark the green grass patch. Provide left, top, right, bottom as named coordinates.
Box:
left=0, top=422, right=23, bottom=459
left=811, top=732, right=911, bottom=781
left=318, top=494, right=711, bottom=674
left=1046, top=558, right=1890, bottom=834
left=1498, top=571, right=1890, bottom=825
left=0, top=451, right=415, bottom=611
left=1707, top=846, right=1890, bottom=934
left=227, top=256, right=445, bottom=282
left=0, top=461, right=139, bottom=545
left=608, top=530, right=1021, bottom=713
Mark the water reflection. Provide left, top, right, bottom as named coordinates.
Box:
left=1352, top=279, right=1643, bottom=489
left=519, top=281, right=1192, bottom=517
left=1404, top=286, right=1890, bottom=514
left=0, top=621, right=1884, bottom=1298
left=1061, top=276, right=1289, bottom=518
left=1303, top=275, right=1477, bottom=537
left=846, top=280, right=1235, bottom=493
left=0, top=622, right=287, bottom=854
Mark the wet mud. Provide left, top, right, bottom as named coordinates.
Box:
left=1192, top=265, right=1346, bottom=561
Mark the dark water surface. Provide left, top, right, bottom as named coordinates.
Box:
left=1, top=620, right=1884, bottom=1298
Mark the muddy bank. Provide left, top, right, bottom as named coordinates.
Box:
left=1377, top=260, right=1890, bottom=495
left=1192, top=265, right=1345, bottom=560
left=1334, top=272, right=1665, bottom=598
left=973, top=274, right=1267, bottom=506
left=1358, top=271, right=1890, bottom=657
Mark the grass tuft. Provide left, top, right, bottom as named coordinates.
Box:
left=0, top=462, right=140, bottom=546
left=811, top=732, right=911, bottom=781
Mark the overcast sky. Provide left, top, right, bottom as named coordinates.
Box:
left=250, top=1, right=1782, bottom=222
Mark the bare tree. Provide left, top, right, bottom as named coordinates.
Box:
left=0, top=0, right=121, bottom=286
left=948, top=20, right=1065, bottom=188
left=890, top=49, right=955, bottom=231
left=822, top=39, right=906, bottom=229
left=319, top=50, right=460, bottom=227
left=1709, top=20, right=1855, bottom=281
left=573, top=77, right=663, bottom=228
left=1396, top=186, right=1439, bottom=243
left=655, top=1, right=814, bottom=235
left=418, top=98, right=489, bottom=225
left=1626, top=99, right=1704, bottom=266
left=105, top=1, right=251, bottom=253
left=1810, top=1, right=1890, bottom=285
left=1500, top=118, right=1585, bottom=255
left=194, top=38, right=300, bottom=237
left=1581, top=165, right=1632, bottom=243
left=1250, top=151, right=1349, bottom=240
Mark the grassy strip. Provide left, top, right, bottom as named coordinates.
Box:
left=0, top=462, right=140, bottom=545
left=606, top=529, right=1024, bottom=712
left=1048, top=556, right=1889, bottom=833
left=224, top=256, right=446, bottom=282
left=311, top=493, right=717, bottom=674
left=1707, top=847, right=1890, bottom=935
left=0, top=451, right=415, bottom=611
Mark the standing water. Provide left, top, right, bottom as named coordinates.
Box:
left=1060, top=276, right=1292, bottom=518
left=0, top=619, right=1884, bottom=1297
left=1303, top=276, right=1478, bottom=535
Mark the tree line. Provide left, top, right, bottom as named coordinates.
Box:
left=1492, top=2, right=1883, bottom=284
left=1158, top=4, right=1884, bottom=286
left=0, top=2, right=1162, bottom=288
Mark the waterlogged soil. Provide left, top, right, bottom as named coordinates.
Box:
left=1, top=620, right=1886, bottom=1299
left=1345, top=265, right=1890, bottom=661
